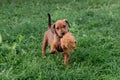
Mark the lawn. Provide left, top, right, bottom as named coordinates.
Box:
left=0, top=0, right=120, bottom=79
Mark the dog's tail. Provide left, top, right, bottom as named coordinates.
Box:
left=48, top=13, right=51, bottom=29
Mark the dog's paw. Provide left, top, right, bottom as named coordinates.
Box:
left=50, top=51, right=56, bottom=54
left=42, top=55, right=46, bottom=58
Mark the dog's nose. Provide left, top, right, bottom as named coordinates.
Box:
left=61, top=32, right=65, bottom=35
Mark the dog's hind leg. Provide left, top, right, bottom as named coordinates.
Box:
left=42, top=34, right=48, bottom=57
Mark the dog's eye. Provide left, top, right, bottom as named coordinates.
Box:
left=63, top=25, right=66, bottom=28
left=75, top=41, right=76, bottom=44
left=56, top=27, right=59, bottom=30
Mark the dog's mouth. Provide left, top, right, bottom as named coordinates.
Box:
left=58, top=35, right=63, bottom=38
left=57, top=32, right=66, bottom=38
left=59, top=32, right=66, bottom=37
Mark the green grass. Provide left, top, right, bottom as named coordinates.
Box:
left=0, top=0, right=120, bottom=79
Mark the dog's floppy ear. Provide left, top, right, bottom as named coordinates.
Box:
left=51, top=24, right=55, bottom=33
left=53, top=24, right=55, bottom=29
left=63, top=19, right=70, bottom=27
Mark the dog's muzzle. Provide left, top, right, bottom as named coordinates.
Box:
left=61, top=32, right=65, bottom=36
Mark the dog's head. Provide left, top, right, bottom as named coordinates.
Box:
left=52, top=19, right=70, bottom=38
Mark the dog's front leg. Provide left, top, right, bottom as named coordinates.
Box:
left=50, top=43, right=56, bottom=54
left=64, top=50, right=70, bottom=66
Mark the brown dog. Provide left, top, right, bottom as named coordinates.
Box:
left=61, top=32, right=76, bottom=66
left=42, top=13, right=70, bottom=66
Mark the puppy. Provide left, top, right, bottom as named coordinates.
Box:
left=42, top=13, right=70, bottom=66
left=61, top=32, right=76, bottom=66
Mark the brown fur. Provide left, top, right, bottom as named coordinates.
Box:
left=42, top=13, right=70, bottom=66
left=61, top=32, right=76, bottom=51
left=61, top=32, right=76, bottom=66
